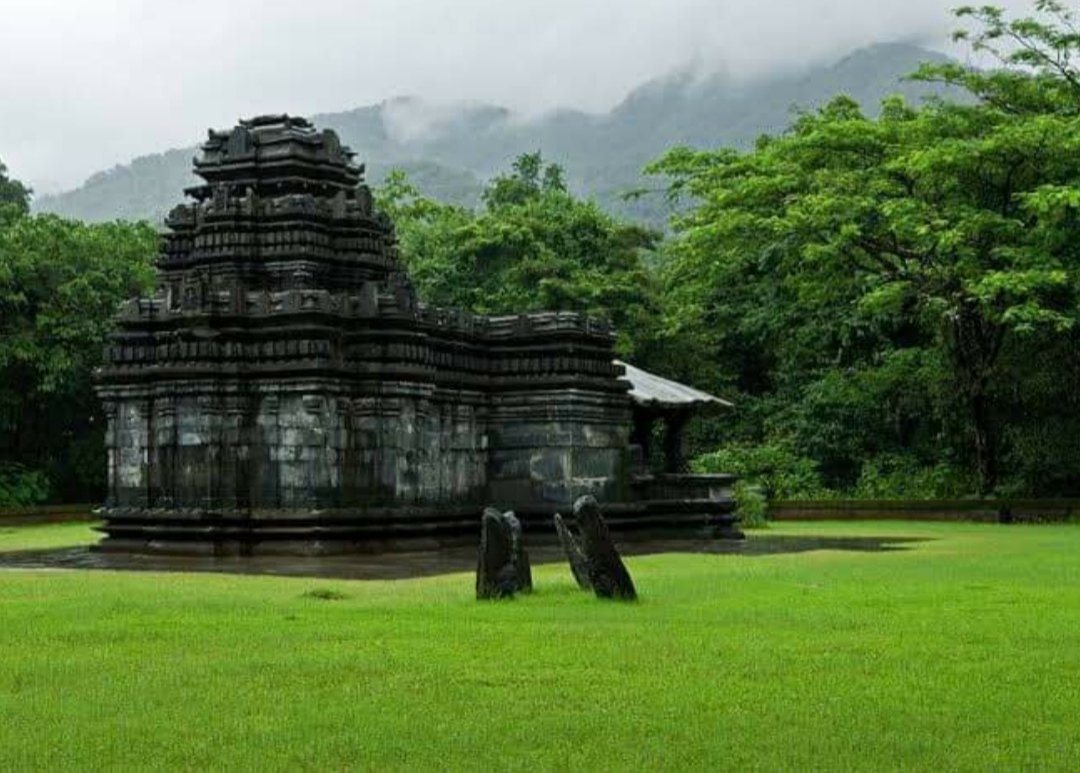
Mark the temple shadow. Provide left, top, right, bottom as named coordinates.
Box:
left=0, top=534, right=928, bottom=581
left=691, top=534, right=929, bottom=556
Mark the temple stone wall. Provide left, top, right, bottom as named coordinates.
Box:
left=104, top=384, right=493, bottom=516
left=429, top=394, right=489, bottom=505
left=260, top=392, right=340, bottom=510
left=104, top=399, right=149, bottom=508
left=486, top=391, right=631, bottom=509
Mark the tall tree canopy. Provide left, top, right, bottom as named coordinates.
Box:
left=0, top=195, right=156, bottom=503
left=378, top=152, right=662, bottom=359
left=0, top=158, right=31, bottom=223
left=649, top=2, right=1080, bottom=497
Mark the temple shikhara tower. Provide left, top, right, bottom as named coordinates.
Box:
left=96, top=115, right=737, bottom=554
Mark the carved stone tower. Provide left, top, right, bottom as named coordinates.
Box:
left=95, top=115, right=664, bottom=554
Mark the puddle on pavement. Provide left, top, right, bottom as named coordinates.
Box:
left=0, top=535, right=927, bottom=581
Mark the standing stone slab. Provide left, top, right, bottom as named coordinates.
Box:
left=554, top=512, right=592, bottom=590
left=504, top=510, right=533, bottom=593
left=476, top=507, right=532, bottom=600
left=574, top=495, right=637, bottom=601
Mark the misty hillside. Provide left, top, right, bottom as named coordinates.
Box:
left=34, top=43, right=954, bottom=225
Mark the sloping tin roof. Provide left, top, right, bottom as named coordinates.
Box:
left=615, top=360, right=733, bottom=410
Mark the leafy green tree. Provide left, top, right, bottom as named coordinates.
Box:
left=482, top=151, right=567, bottom=209
left=693, top=441, right=828, bottom=500
left=378, top=154, right=662, bottom=359
left=915, top=1, right=1080, bottom=117
left=650, top=3, right=1080, bottom=496
left=0, top=214, right=156, bottom=501
left=0, top=158, right=31, bottom=225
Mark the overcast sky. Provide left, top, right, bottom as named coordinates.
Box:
left=1, top=0, right=1032, bottom=193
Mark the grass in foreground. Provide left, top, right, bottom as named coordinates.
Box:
left=1, top=520, right=1079, bottom=771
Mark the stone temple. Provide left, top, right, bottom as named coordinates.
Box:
left=95, top=115, right=737, bottom=554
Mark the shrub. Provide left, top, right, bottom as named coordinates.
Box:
left=852, top=454, right=973, bottom=500
left=732, top=482, right=769, bottom=529
left=692, top=441, right=829, bottom=500
left=0, top=464, right=51, bottom=507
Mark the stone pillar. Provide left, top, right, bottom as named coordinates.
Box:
left=630, top=409, right=655, bottom=473
left=663, top=411, right=689, bottom=473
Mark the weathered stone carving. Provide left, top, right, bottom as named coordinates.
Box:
left=94, top=113, right=739, bottom=556
left=504, top=510, right=533, bottom=593
left=476, top=507, right=533, bottom=599
left=571, top=496, right=638, bottom=601
left=554, top=512, right=592, bottom=590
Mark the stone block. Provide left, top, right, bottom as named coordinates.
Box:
left=476, top=508, right=532, bottom=600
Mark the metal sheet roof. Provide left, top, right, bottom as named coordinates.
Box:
left=615, top=360, right=733, bottom=410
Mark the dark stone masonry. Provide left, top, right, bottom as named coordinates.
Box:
left=95, top=115, right=739, bottom=555
left=554, top=512, right=593, bottom=590
left=476, top=507, right=533, bottom=599
left=568, top=496, right=638, bottom=601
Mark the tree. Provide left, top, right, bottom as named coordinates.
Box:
left=482, top=151, right=566, bottom=209
left=378, top=154, right=662, bottom=359
left=914, top=1, right=1080, bottom=117
left=0, top=214, right=156, bottom=502
left=649, top=5, right=1080, bottom=495
left=0, top=158, right=31, bottom=224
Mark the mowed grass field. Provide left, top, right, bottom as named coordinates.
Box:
left=1, top=521, right=1079, bottom=771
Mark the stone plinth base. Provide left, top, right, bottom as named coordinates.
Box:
left=95, top=495, right=741, bottom=556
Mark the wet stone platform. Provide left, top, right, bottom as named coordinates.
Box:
left=0, top=535, right=925, bottom=581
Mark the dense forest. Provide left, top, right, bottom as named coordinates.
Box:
left=0, top=165, right=154, bottom=504
left=3, top=2, right=1080, bottom=509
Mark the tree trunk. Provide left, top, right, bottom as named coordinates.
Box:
left=970, top=388, right=998, bottom=495
left=948, top=302, right=1005, bottom=497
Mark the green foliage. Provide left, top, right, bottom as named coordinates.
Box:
left=0, top=211, right=156, bottom=500
left=693, top=442, right=828, bottom=500
left=914, top=1, right=1080, bottom=117
left=0, top=159, right=31, bottom=220
left=0, top=160, right=31, bottom=232
left=482, top=151, right=567, bottom=209
left=0, top=463, right=50, bottom=507
left=731, top=481, right=769, bottom=529
left=377, top=154, right=663, bottom=359
left=851, top=455, right=974, bottom=500
left=652, top=3, right=1080, bottom=498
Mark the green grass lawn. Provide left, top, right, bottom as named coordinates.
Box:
left=2, top=521, right=1079, bottom=771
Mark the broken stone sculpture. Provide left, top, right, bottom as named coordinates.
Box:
left=476, top=507, right=533, bottom=599
left=572, top=495, right=637, bottom=601
left=554, top=512, right=592, bottom=590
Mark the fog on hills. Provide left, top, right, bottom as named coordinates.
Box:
left=29, top=41, right=961, bottom=227
left=1, top=0, right=1037, bottom=195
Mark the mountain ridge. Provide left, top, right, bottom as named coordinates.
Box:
left=33, top=42, right=955, bottom=226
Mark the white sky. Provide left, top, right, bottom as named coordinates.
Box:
left=0, top=0, right=1033, bottom=193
